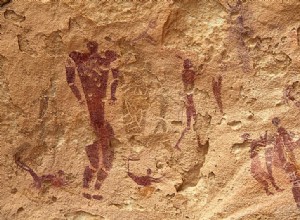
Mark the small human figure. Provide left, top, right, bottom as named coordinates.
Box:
left=283, top=83, right=300, bottom=108
left=66, top=41, right=120, bottom=199
left=175, top=59, right=197, bottom=150
left=242, top=132, right=282, bottom=195
left=131, top=19, right=157, bottom=45
left=127, top=158, right=161, bottom=186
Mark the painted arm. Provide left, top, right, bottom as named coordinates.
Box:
left=212, top=75, right=223, bottom=113
left=66, top=66, right=82, bottom=102
left=110, top=68, right=119, bottom=101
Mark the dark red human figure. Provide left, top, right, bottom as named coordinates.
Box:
left=15, top=155, right=66, bottom=188
left=212, top=75, right=223, bottom=113
left=272, top=118, right=300, bottom=207
left=175, top=59, right=197, bottom=150
left=127, top=158, right=161, bottom=186
left=66, top=41, right=120, bottom=199
left=243, top=132, right=282, bottom=195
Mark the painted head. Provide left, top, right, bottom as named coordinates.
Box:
left=86, top=41, right=98, bottom=54
left=183, top=59, right=193, bottom=69
left=105, top=50, right=118, bottom=62
left=272, top=117, right=280, bottom=127
left=147, top=168, right=152, bottom=175
left=148, top=19, right=157, bottom=29
left=241, top=133, right=251, bottom=141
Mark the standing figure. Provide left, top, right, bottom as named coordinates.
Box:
left=245, top=132, right=282, bottom=195
left=66, top=41, right=120, bottom=199
left=272, top=118, right=300, bottom=207
left=175, top=59, right=197, bottom=150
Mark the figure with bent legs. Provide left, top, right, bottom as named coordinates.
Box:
left=66, top=41, right=119, bottom=200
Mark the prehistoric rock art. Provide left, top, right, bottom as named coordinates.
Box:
left=127, top=158, right=161, bottom=186
left=175, top=58, right=197, bottom=150
left=5, top=1, right=300, bottom=218
left=227, top=0, right=252, bottom=73
left=242, top=132, right=282, bottom=195
left=244, top=118, right=300, bottom=207
left=15, top=155, right=66, bottom=189
left=283, top=81, right=300, bottom=108
left=272, top=118, right=300, bottom=208
left=212, top=75, right=223, bottom=113
left=131, top=19, right=157, bottom=45
left=66, top=41, right=119, bottom=199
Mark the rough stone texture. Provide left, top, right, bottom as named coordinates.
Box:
left=1, top=0, right=300, bottom=219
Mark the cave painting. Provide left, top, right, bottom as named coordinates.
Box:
left=283, top=81, right=300, bottom=109
left=127, top=158, right=161, bottom=186
left=227, top=0, right=252, bottom=74
left=66, top=41, right=119, bottom=200
left=212, top=75, right=223, bottom=113
left=242, top=132, right=282, bottom=195
left=15, top=155, right=66, bottom=189
left=131, top=19, right=157, bottom=45
left=243, top=117, right=300, bottom=208
left=175, top=59, right=197, bottom=150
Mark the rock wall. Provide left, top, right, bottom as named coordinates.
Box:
left=1, top=0, right=300, bottom=219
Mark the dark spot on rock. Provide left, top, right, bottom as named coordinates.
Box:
left=11, top=188, right=17, bottom=194
left=92, top=195, right=103, bottom=200
left=17, top=207, right=24, bottom=213
left=208, top=172, right=215, bottom=179
left=82, top=193, right=92, bottom=200
left=104, top=36, right=111, bottom=41
left=0, top=0, right=11, bottom=7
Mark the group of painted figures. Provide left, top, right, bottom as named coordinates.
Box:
left=14, top=40, right=300, bottom=208
left=243, top=118, right=300, bottom=208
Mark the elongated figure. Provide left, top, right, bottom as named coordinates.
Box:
left=66, top=41, right=119, bottom=199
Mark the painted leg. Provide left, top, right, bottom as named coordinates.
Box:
left=101, top=137, right=114, bottom=172
left=83, top=166, right=94, bottom=188
left=253, top=174, right=273, bottom=195
left=85, top=142, right=100, bottom=169
left=265, top=148, right=283, bottom=191
left=292, top=184, right=300, bottom=208
left=94, top=168, right=108, bottom=190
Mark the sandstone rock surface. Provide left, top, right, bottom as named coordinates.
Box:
left=1, top=0, right=300, bottom=219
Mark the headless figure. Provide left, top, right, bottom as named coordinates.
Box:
left=131, top=19, right=157, bottom=45
left=248, top=132, right=282, bottom=195
left=66, top=41, right=119, bottom=199
left=272, top=118, right=300, bottom=207
left=127, top=158, right=161, bottom=186
left=175, top=59, right=197, bottom=150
